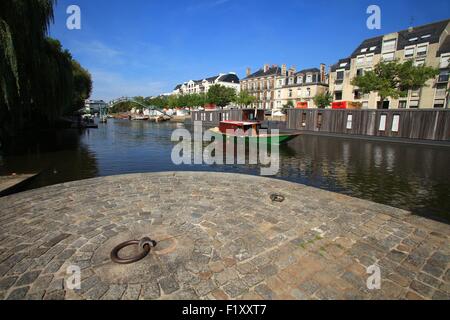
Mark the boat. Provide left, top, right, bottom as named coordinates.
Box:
left=209, top=121, right=301, bottom=145
left=131, top=115, right=149, bottom=121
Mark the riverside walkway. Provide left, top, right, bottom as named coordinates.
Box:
left=0, top=172, right=448, bottom=300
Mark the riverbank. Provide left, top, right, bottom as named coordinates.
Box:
left=0, top=172, right=448, bottom=300
left=0, top=173, right=39, bottom=197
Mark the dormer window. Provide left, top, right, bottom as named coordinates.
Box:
left=297, top=76, right=303, bottom=84
left=339, top=62, right=348, bottom=67
left=421, top=34, right=431, bottom=39
left=361, top=48, right=368, bottom=53
left=409, top=37, right=418, bottom=42
left=370, top=46, right=377, bottom=51
left=306, top=74, right=313, bottom=83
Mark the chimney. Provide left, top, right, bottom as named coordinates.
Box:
left=320, top=63, right=326, bottom=83
left=264, top=64, right=270, bottom=73
left=288, top=66, right=296, bottom=76
left=246, top=68, right=251, bottom=77
left=281, top=64, right=287, bottom=76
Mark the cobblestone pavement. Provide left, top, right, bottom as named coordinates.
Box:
left=0, top=172, right=448, bottom=300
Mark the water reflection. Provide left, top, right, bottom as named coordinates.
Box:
left=0, top=120, right=448, bottom=222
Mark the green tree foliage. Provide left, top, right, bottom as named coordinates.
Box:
left=110, top=101, right=134, bottom=113
left=313, top=92, right=333, bottom=109
left=0, top=0, right=92, bottom=145
left=284, top=100, right=295, bottom=108
left=145, top=96, right=168, bottom=109
left=71, top=59, right=92, bottom=113
left=234, top=90, right=256, bottom=108
left=206, top=84, right=236, bottom=108
left=351, top=60, right=439, bottom=105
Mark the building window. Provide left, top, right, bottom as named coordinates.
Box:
left=297, top=76, right=303, bottom=84
left=379, top=114, right=387, bottom=131
left=335, top=91, right=343, bottom=100
left=404, top=46, right=415, bottom=58
left=440, top=53, right=450, bottom=69
left=409, top=100, right=419, bottom=108
left=382, top=39, right=397, bottom=53
left=346, top=114, right=353, bottom=130
left=354, top=90, right=362, bottom=100
left=306, top=88, right=311, bottom=97
left=392, top=115, right=400, bottom=132
left=382, top=52, right=395, bottom=61
left=438, top=71, right=449, bottom=83
left=414, top=59, right=425, bottom=67
left=362, top=101, right=369, bottom=109
left=356, top=55, right=365, bottom=66
left=336, top=70, right=344, bottom=81
left=306, top=74, right=313, bottom=83
left=433, top=100, right=445, bottom=108
left=277, top=90, right=281, bottom=98
left=398, top=101, right=407, bottom=109
left=356, top=68, right=364, bottom=77
left=435, top=84, right=447, bottom=98
left=410, top=88, right=421, bottom=98
left=288, top=89, right=293, bottom=98
left=416, top=44, right=428, bottom=57
left=289, top=77, right=294, bottom=85
left=366, top=54, right=374, bottom=65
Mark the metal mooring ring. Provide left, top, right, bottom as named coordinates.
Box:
left=270, top=194, right=285, bottom=203
left=110, top=239, right=154, bottom=265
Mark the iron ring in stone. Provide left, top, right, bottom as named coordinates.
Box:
left=110, top=240, right=151, bottom=264
left=270, top=194, right=285, bottom=203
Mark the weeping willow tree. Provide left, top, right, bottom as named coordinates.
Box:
left=0, top=0, right=91, bottom=146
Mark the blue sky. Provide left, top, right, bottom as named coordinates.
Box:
left=49, top=0, right=450, bottom=100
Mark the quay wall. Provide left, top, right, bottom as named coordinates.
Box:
left=286, top=109, right=450, bottom=141
left=190, top=109, right=450, bottom=141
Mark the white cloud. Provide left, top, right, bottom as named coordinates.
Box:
left=71, top=40, right=125, bottom=65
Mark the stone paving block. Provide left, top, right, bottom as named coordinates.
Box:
left=0, top=172, right=448, bottom=300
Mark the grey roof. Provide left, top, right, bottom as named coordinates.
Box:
left=296, top=68, right=320, bottom=75
left=243, top=66, right=281, bottom=80
left=343, top=19, right=450, bottom=65
left=351, top=36, right=383, bottom=58
left=174, top=73, right=240, bottom=90
left=437, top=36, right=450, bottom=57
left=330, top=58, right=351, bottom=72
left=217, top=73, right=240, bottom=83
left=397, top=19, right=449, bottom=50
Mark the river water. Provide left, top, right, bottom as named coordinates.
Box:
left=1, top=119, right=449, bottom=222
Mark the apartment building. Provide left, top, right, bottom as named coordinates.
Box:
left=329, top=19, right=450, bottom=109
left=240, top=64, right=282, bottom=109
left=173, top=73, right=240, bottom=95
left=273, top=64, right=328, bottom=109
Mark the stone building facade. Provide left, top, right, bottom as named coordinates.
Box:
left=173, top=73, right=240, bottom=95
left=329, top=19, right=450, bottom=109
